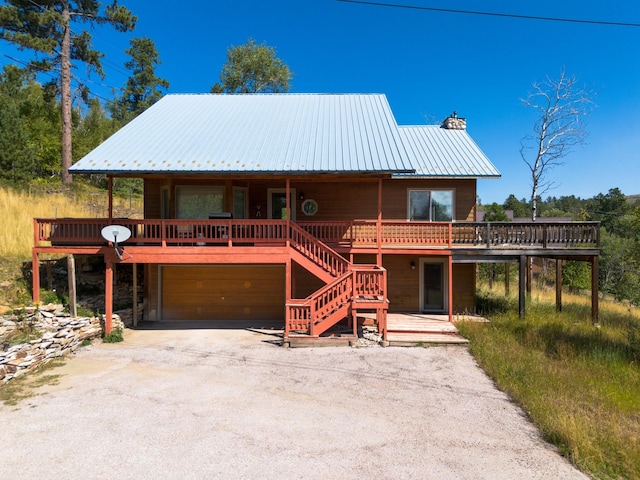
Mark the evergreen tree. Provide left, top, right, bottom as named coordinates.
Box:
left=0, top=0, right=136, bottom=184
left=109, top=37, right=169, bottom=124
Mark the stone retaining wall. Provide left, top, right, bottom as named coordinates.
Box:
left=0, top=304, right=124, bottom=383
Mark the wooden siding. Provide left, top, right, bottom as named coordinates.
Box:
left=144, top=180, right=162, bottom=219
left=161, top=265, right=285, bottom=321
left=142, top=176, right=477, bottom=222
left=351, top=254, right=475, bottom=313
left=452, top=264, right=476, bottom=313
left=146, top=264, right=159, bottom=321
left=292, top=262, right=326, bottom=299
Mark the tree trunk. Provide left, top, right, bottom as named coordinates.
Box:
left=60, top=0, right=73, bottom=185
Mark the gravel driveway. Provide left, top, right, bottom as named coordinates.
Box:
left=1, top=324, right=587, bottom=479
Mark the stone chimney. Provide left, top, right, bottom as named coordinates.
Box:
left=442, top=111, right=466, bottom=130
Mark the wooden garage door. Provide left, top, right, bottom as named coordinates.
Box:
left=161, top=265, right=285, bottom=321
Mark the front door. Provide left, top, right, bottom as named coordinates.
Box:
left=420, top=260, right=447, bottom=313
left=267, top=188, right=296, bottom=220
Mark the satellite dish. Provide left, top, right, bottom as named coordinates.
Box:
left=101, top=225, right=132, bottom=244
left=101, top=225, right=132, bottom=261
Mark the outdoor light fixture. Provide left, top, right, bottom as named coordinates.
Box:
left=411, top=261, right=416, bottom=270
left=299, top=192, right=305, bottom=200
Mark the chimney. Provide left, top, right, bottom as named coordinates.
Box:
left=442, top=111, right=466, bottom=130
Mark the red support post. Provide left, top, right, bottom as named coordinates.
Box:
left=105, top=261, right=113, bottom=334
left=448, top=255, right=453, bottom=323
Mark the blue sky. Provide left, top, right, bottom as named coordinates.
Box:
left=3, top=0, right=640, bottom=204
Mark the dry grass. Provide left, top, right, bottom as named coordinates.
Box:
left=458, top=287, right=640, bottom=480
left=0, top=186, right=142, bottom=258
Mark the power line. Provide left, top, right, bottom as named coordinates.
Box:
left=337, top=0, right=640, bottom=28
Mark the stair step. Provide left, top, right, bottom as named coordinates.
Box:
left=386, top=332, right=469, bottom=345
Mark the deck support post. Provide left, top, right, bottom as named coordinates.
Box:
left=556, top=259, right=563, bottom=312
left=518, top=255, right=526, bottom=318
left=591, top=256, right=599, bottom=324
left=504, top=262, right=510, bottom=296
left=448, top=255, right=453, bottom=323
left=133, top=263, right=138, bottom=327
left=32, top=251, right=40, bottom=304
left=105, top=260, right=113, bottom=334
left=67, top=254, right=77, bottom=318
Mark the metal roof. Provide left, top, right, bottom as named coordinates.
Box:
left=70, top=93, right=415, bottom=175
left=395, top=126, right=501, bottom=178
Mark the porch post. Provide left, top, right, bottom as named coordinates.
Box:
left=285, top=178, right=291, bottom=247
left=519, top=255, right=526, bottom=318
left=108, top=176, right=113, bottom=220
left=105, top=260, right=114, bottom=334
left=556, top=259, right=563, bottom=312
left=448, top=255, right=453, bottom=323
left=285, top=178, right=290, bottom=220
left=32, top=250, right=40, bottom=304
left=377, top=178, right=382, bottom=265
left=591, top=256, right=599, bottom=324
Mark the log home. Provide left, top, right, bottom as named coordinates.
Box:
left=31, top=94, right=600, bottom=343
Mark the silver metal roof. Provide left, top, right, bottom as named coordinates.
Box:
left=395, top=126, right=501, bottom=178
left=70, top=93, right=415, bottom=175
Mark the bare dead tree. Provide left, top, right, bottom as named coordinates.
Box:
left=520, top=69, right=595, bottom=220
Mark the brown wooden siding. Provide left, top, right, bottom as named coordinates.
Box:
left=161, top=265, right=285, bottom=321
left=146, top=264, right=159, bottom=321
left=143, top=176, right=476, bottom=222
left=452, top=263, right=476, bottom=313
left=292, top=262, right=326, bottom=299
left=144, top=179, right=162, bottom=219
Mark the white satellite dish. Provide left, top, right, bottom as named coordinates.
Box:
left=101, top=225, right=132, bottom=261
left=101, top=225, right=132, bottom=244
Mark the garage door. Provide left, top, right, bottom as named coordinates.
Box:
left=161, top=265, right=285, bottom=321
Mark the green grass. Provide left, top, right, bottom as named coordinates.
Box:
left=458, top=289, right=640, bottom=480
left=103, top=327, right=123, bottom=343
left=0, top=359, right=64, bottom=406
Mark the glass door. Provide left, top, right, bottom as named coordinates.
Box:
left=267, top=188, right=296, bottom=220
left=421, top=261, right=446, bottom=312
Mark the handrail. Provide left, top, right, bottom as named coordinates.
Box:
left=34, top=218, right=601, bottom=250
left=286, top=266, right=387, bottom=336
left=288, top=222, right=350, bottom=277
left=451, top=221, right=600, bottom=248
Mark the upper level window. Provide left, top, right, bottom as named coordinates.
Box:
left=408, top=190, right=453, bottom=222
left=176, top=186, right=224, bottom=219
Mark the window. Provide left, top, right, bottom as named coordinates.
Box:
left=176, top=186, right=224, bottom=219
left=408, top=190, right=453, bottom=222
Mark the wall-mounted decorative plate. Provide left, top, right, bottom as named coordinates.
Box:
left=301, top=199, right=318, bottom=216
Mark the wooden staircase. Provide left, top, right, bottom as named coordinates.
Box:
left=285, top=223, right=387, bottom=340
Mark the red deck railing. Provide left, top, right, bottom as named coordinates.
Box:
left=34, top=218, right=600, bottom=250
left=285, top=265, right=387, bottom=337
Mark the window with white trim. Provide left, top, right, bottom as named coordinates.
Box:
left=408, top=190, right=453, bottom=221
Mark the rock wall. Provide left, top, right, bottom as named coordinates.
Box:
left=0, top=304, right=124, bottom=383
